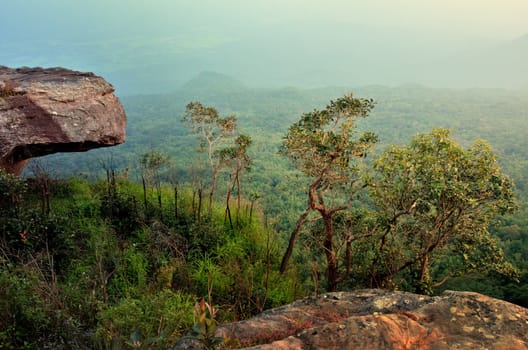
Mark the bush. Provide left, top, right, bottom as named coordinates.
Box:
left=96, top=289, right=195, bottom=349
left=100, top=189, right=143, bottom=237
left=0, top=169, right=27, bottom=210
left=0, top=265, right=48, bottom=349
left=0, top=262, right=92, bottom=349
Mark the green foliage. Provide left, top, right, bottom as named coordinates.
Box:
left=2, top=86, right=528, bottom=348
left=189, top=226, right=294, bottom=319
left=140, top=149, right=172, bottom=216
left=0, top=167, right=298, bottom=348
left=280, top=93, right=377, bottom=180
left=183, top=299, right=223, bottom=350
left=368, top=128, right=518, bottom=293
left=100, top=183, right=143, bottom=237
left=96, top=289, right=194, bottom=349
left=140, top=150, right=171, bottom=177
left=182, top=101, right=242, bottom=217
left=264, top=271, right=300, bottom=308
left=0, top=260, right=93, bottom=349
left=0, top=265, right=48, bottom=348
left=280, top=93, right=378, bottom=291
left=183, top=102, right=237, bottom=152
left=108, top=245, right=149, bottom=298
left=0, top=169, right=27, bottom=209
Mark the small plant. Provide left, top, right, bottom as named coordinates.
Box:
left=0, top=84, right=14, bottom=97
left=96, top=290, right=194, bottom=348
left=0, top=79, right=24, bottom=97
left=184, top=298, right=224, bottom=349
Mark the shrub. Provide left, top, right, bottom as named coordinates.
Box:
left=0, top=262, right=92, bottom=349
left=96, top=289, right=195, bottom=349
left=100, top=189, right=143, bottom=237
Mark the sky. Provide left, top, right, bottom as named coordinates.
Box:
left=3, top=0, right=528, bottom=40
left=1, top=0, right=527, bottom=94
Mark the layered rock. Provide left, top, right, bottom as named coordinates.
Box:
left=0, top=66, right=126, bottom=175
left=176, top=289, right=528, bottom=350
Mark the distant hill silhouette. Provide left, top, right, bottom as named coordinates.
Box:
left=514, top=33, right=528, bottom=46
left=181, top=71, right=246, bottom=93
left=481, top=33, right=528, bottom=88
left=89, top=32, right=528, bottom=95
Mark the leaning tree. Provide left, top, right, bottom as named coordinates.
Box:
left=279, top=93, right=378, bottom=291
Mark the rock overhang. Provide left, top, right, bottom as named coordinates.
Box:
left=0, top=66, right=126, bottom=175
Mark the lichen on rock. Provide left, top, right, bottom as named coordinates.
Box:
left=199, top=289, right=528, bottom=350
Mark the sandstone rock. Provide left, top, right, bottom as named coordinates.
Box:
left=0, top=66, right=126, bottom=175
left=212, top=289, right=528, bottom=350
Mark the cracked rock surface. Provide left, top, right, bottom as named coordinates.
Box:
left=184, top=289, right=528, bottom=350
left=0, top=66, right=126, bottom=174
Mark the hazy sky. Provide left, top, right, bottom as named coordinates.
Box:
left=3, top=0, right=527, bottom=39
left=1, top=0, right=527, bottom=92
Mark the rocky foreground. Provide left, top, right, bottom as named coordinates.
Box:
left=177, top=289, right=528, bottom=349
left=0, top=66, right=126, bottom=175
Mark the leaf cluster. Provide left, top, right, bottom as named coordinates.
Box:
left=280, top=94, right=377, bottom=182
left=183, top=101, right=237, bottom=152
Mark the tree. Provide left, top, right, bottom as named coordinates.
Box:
left=28, top=161, right=53, bottom=215
left=370, top=128, right=517, bottom=293
left=0, top=168, right=27, bottom=210
left=279, top=93, right=378, bottom=291
left=140, top=149, right=171, bottom=213
left=183, top=102, right=237, bottom=216
left=220, top=134, right=253, bottom=227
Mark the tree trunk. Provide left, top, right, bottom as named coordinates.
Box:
left=192, top=189, right=196, bottom=221
left=157, top=186, right=162, bottom=210
left=280, top=205, right=311, bottom=274
left=249, top=201, right=255, bottom=223
left=198, top=188, right=203, bottom=224
left=323, top=212, right=338, bottom=292
left=156, top=183, right=163, bottom=220
left=225, top=190, right=233, bottom=229
left=345, top=235, right=352, bottom=279
left=209, top=168, right=218, bottom=217
left=415, top=253, right=431, bottom=294
left=225, top=174, right=237, bottom=229
left=235, top=172, right=241, bottom=225
left=174, top=186, right=178, bottom=220
left=142, top=176, right=148, bottom=214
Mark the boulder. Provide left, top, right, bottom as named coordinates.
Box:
left=211, top=289, right=528, bottom=350
left=0, top=66, right=126, bottom=175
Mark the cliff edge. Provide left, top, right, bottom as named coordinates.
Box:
left=0, top=66, right=126, bottom=175
left=177, top=289, right=528, bottom=349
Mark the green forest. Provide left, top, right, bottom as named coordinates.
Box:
left=2, top=73, right=528, bottom=349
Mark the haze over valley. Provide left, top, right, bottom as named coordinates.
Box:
left=2, top=0, right=528, bottom=94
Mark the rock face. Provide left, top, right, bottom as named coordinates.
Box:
left=0, top=66, right=126, bottom=175
left=213, top=289, right=528, bottom=350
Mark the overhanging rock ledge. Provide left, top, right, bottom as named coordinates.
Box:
left=0, top=66, right=126, bottom=175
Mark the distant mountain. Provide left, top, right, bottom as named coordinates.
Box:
left=456, top=33, right=528, bottom=89
left=169, top=34, right=528, bottom=92
left=8, top=31, right=525, bottom=97
left=180, top=71, right=246, bottom=93
left=513, top=33, right=528, bottom=46
left=493, top=33, right=528, bottom=84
